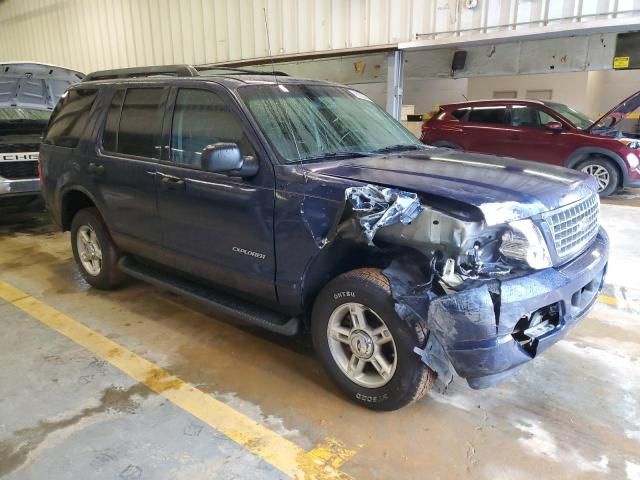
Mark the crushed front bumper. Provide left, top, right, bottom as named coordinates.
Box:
left=428, top=228, right=609, bottom=389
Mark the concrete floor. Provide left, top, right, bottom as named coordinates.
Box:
left=1, top=189, right=640, bottom=480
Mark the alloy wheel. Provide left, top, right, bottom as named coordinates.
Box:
left=76, top=224, right=103, bottom=276
left=327, top=302, right=398, bottom=388
left=580, top=164, right=610, bottom=192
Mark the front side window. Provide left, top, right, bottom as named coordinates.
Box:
left=170, top=89, right=249, bottom=167
left=44, top=89, right=98, bottom=148
left=511, top=106, right=558, bottom=128
left=467, top=106, right=508, bottom=125
left=237, top=84, right=421, bottom=164
left=115, top=88, right=165, bottom=158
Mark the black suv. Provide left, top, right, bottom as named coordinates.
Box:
left=40, top=65, right=608, bottom=411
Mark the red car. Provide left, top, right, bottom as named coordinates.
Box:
left=421, top=93, right=640, bottom=196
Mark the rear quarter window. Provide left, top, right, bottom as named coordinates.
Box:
left=451, top=108, right=470, bottom=120
left=44, top=89, right=98, bottom=148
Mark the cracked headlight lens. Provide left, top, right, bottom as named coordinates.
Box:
left=499, top=219, right=552, bottom=270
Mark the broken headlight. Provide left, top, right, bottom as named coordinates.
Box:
left=499, top=219, right=552, bottom=270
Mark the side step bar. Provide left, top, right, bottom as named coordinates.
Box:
left=118, top=256, right=300, bottom=336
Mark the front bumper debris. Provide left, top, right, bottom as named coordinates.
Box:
left=388, top=229, right=609, bottom=389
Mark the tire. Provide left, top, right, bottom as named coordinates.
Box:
left=576, top=157, right=619, bottom=197
left=311, top=268, right=436, bottom=411
left=70, top=207, right=124, bottom=290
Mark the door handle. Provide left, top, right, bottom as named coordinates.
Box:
left=161, top=175, right=185, bottom=190
left=88, top=163, right=105, bottom=175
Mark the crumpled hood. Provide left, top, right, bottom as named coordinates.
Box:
left=0, top=62, right=84, bottom=111
left=307, top=148, right=597, bottom=225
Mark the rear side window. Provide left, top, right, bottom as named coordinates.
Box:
left=467, top=106, right=508, bottom=125
left=106, top=88, right=165, bottom=158
left=44, top=89, right=98, bottom=148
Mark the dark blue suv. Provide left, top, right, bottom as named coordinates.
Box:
left=39, top=65, right=609, bottom=411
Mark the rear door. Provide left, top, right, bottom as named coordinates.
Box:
left=91, top=86, right=168, bottom=258
left=460, top=105, right=513, bottom=156
left=155, top=85, right=277, bottom=302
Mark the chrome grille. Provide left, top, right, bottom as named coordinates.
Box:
left=546, top=194, right=599, bottom=259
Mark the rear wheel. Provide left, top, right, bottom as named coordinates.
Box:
left=312, top=268, right=436, bottom=411
left=577, top=157, right=619, bottom=197
left=71, top=208, right=124, bottom=290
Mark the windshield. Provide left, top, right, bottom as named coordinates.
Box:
left=237, top=84, right=422, bottom=163
left=545, top=102, right=593, bottom=130
left=0, top=108, right=51, bottom=122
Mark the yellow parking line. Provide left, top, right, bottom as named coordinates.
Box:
left=0, top=279, right=355, bottom=480
left=598, top=295, right=619, bottom=306
left=599, top=294, right=638, bottom=311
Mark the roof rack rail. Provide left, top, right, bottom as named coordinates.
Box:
left=194, top=65, right=289, bottom=77
left=83, top=64, right=198, bottom=82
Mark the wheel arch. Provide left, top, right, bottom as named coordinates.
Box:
left=60, top=187, right=100, bottom=231
left=300, top=239, right=429, bottom=329
left=564, top=147, right=627, bottom=187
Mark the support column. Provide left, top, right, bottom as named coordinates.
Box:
left=385, top=50, right=404, bottom=120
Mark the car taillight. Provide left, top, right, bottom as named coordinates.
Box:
left=37, top=154, right=44, bottom=187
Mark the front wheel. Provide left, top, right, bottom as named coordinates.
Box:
left=577, top=157, right=619, bottom=197
left=312, top=268, right=436, bottom=411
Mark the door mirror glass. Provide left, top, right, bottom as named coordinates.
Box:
left=201, top=143, right=259, bottom=177
left=202, top=143, right=242, bottom=171
left=545, top=121, right=563, bottom=131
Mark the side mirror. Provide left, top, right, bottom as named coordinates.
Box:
left=545, top=121, right=564, bottom=132
left=201, top=143, right=258, bottom=177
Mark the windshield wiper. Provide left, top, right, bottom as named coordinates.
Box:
left=298, top=151, right=376, bottom=162
left=372, top=144, right=425, bottom=154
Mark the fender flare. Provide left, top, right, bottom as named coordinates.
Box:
left=564, top=147, right=628, bottom=186
left=59, top=185, right=105, bottom=230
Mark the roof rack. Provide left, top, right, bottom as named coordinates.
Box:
left=83, top=63, right=289, bottom=82
left=194, top=65, right=289, bottom=76
left=83, top=64, right=198, bottom=82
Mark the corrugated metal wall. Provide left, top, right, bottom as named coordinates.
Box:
left=0, top=0, right=638, bottom=73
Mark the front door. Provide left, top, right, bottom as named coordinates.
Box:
left=156, top=86, right=277, bottom=302
left=504, top=105, right=567, bottom=165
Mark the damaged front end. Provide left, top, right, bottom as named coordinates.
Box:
left=334, top=185, right=609, bottom=390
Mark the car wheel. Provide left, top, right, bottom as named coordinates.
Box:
left=71, top=207, right=124, bottom=290
left=577, top=157, right=619, bottom=197
left=311, top=268, right=436, bottom=411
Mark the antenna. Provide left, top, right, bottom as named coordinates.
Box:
left=263, top=6, right=304, bottom=175
left=263, top=7, right=277, bottom=78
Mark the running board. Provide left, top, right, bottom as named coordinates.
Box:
left=118, top=256, right=300, bottom=336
